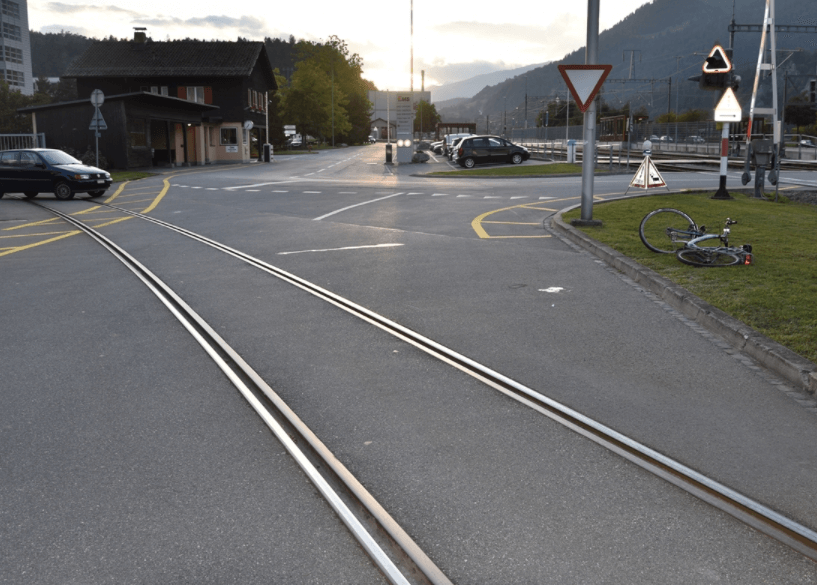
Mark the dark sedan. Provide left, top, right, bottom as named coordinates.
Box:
left=0, top=148, right=112, bottom=200
left=455, top=136, right=530, bottom=168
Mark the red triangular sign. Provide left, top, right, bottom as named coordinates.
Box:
left=557, top=64, right=613, bottom=113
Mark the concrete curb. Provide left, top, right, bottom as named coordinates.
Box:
left=551, top=205, right=817, bottom=395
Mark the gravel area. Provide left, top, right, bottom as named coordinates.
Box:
left=783, top=190, right=817, bottom=205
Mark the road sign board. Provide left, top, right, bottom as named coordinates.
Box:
left=89, top=108, right=107, bottom=131
left=703, top=45, right=732, bottom=73
left=90, top=89, right=105, bottom=107
left=629, top=156, right=667, bottom=190
left=557, top=64, right=613, bottom=113
left=714, top=88, right=742, bottom=122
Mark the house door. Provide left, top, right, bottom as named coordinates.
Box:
left=151, top=121, right=170, bottom=166
left=187, top=126, right=198, bottom=164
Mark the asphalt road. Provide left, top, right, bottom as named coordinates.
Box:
left=3, top=144, right=817, bottom=583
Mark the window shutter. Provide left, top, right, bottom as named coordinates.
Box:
left=248, top=89, right=252, bottom=108
left=204, top=86, right=213, bottom=104
left=177, top=86, right=187, bottom=100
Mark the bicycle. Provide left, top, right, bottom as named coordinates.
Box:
left=639, top=208, right=753, bottom=267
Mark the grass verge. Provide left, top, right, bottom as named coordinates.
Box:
left=562, top=190, right=817, bottom=363
left=429, top=163, right=590, bottom=177
left=111, top=171, right=155, bottom=182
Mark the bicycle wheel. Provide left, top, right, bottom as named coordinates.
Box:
left=639, top=208, right=699, bottom=253
left=677, top=248, right=741, bottom=267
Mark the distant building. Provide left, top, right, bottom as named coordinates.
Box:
left=0, top=0, right=34, bottom=94
left=368, top=90, right=430, bottom=139
left=19, top=32, right=277, bottom=169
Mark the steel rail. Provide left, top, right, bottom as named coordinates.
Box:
left=29, top=200, right=448, bottom=585
left=79, top=199, right=817, bottom=563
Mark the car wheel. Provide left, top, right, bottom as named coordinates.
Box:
left=511, top=153, right=523, bottom=164
left=54, top=182, right=74, bottom=200
left=463, top=157, right=476, bottom=169
left=87, top=190, right=106, bottom=198
left=23, top=191, right=37, bottom=199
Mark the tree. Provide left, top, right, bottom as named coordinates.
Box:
left=280, top=59, right=350, bottom=142
left=0, top=81, right=50, bottom=133
left=413, top=100, right=440, bottom=135
left=291, top=36, right=372, bottom=144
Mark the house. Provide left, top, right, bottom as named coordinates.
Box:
left=19, top=31, right=277, bottom=169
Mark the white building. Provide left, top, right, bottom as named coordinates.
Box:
left=0, top=0, right=33, bottom=94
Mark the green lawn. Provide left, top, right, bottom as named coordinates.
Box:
left=110, top=171, right=155, bottom=182
left=429, top=163, right=588, bottom=177
left=562, top=191, right=817, bottom=363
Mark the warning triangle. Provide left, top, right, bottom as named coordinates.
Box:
left=714, top=88, right=742, bottom=122
left=557, top=64, right=612, bottom=113
left=703, top=45, right=732, bottom=73
left=626, top=156, right=668, bottom=193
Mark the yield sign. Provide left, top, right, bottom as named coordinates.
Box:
left=703, top=44, right=732, bottom=73
left=714, top=88, right=742, bottom=122
left=557, top=64, right=613, bottom=113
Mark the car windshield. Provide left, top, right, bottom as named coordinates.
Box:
left=39, top=150, right=82, bottom=165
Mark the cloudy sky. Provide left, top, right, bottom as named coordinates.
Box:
left=30, top=0, right=653, bottom=90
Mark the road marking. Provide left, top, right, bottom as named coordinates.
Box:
left=304, top=191, right=322, bottom=194
left=510, top=196, right=529, bottom=199
left=484, top=196, right=502, bottom=199
left=339, top=192, right=358, bottom=194
left=246, top=190, right=260, bottom=192
left=206, top=188, right=218, bottom=190
left=278, top=243, right=403, bottom=255
left=407, top=192, right=424, bottom=195
left=432, top=193, right=448, bottom=197
left=224, top=180, right=296, bottom=190
left=314, top=192, right=404, bottom=221
left=539, top=196, right=556, bottom=200
left=456, top=195, right=472, bottom=198
left=272, top=190, right=289, bottom=193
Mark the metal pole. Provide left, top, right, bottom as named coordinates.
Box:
left=713, top=123, right=731, bottom=199
left=580, top=0, right=600, bottom=223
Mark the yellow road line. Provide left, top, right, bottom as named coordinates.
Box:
left=104, top=182, right=128, bottom=204
left=2, top=216, right=62, bottom=231
left=0, top=231, right=81, bottom=257
left=0, top=230, right=76, bottom=239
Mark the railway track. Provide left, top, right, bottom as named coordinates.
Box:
left=22, top=196, right=817, bottom=568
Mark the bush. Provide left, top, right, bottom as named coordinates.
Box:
left=59, top=145, right=108, bottom=170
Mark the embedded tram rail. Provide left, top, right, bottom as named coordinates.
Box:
left=22, top=195, right=817, bottom=567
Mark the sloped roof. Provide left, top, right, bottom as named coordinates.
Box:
left=64, top=40, right=274, bottom=84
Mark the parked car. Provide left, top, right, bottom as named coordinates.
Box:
left=448, top=136, right=470, bottom=161
left=685, top=135, right=706, bottom=143
left=442, top=133, right=474, bottom=157
left=455, top=135, right=530, bottom=168
left=799, top=139, right=815, bottom=148
left=0, top=148, right=111, bottom=200
left=658, top=135, right=674, bottom=142
left=430, top=141, right=444, bottom=154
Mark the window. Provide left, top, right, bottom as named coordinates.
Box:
left=0, top=151, right=18, bottom=164
left=3, top=46, right=22, bottom=64
left=1, top=0, right=19, bottom=18
left=186, top=86, right=205, bottom=104
left=488, top=138, right=503, bottom=147
left=1, top=68, right=24, bottom=87
left=129, top=118, right=147, bottom=147
left=19, top=152, right=40, bottom=166
left=2, top=22, right=21, bottom=41
left=248, top=88, right=253, bottom=109
left=220, top=127, right=237, bottom=145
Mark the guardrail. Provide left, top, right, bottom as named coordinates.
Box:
left=0, top=133, right=46, bottom=150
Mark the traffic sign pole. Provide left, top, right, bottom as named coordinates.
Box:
left=580, top=0, right=601, bottom=225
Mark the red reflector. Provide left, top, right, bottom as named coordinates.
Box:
left=744, top=254, right=753, bottom=265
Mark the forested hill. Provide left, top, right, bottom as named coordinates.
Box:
left=30, top=31, right=301, bottom=80
left=439, top=0, right=817, bottom=122
left=30, top=31, right=93, bottom=78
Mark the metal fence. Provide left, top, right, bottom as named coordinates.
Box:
left=0, top=133, right=46, bottom=150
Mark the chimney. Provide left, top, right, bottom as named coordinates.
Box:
left=134, top=27, right=147, bottom=43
